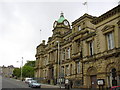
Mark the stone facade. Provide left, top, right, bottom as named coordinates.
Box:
left=1, top=65, right=15, bottom=77
left=0, top=66, right=2, bottom=75
left=35, top=5, right=120, bottom=88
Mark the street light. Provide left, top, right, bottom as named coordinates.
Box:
left=56, top=41, right=61, bottom=88
left=17, top=57, right=23, bottom=81
left=21, top=57, right=23, bottom=81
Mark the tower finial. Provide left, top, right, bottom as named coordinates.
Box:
left=60, top=11, right=64, bottom=17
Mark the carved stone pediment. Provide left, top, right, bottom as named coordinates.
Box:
left=102, top=25, right=115, bottom=31
left=101, top=25, right=115, bottom=34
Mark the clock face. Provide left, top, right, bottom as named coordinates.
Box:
left=64, top=21, right=68, bottom=26
left=53, top=22, right=57, bottom=28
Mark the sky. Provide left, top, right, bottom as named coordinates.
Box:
left=0, top=0, right=119, bottom=67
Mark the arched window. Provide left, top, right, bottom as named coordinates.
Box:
left=111, top=68, right=117, bottom=86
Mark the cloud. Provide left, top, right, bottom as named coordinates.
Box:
left=0, top=3, right=38, bottom=66
left=0, top=1, right=118, bottom=67
left=0, top=0, right=119, bottom=2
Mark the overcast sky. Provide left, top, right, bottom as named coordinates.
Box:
left=0, top=0, right=119, bottom=67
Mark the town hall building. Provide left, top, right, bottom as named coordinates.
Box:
left=35, top=5, right=120, bottom=88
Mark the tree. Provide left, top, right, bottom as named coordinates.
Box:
left=22, top=60, right=35, bottom=78
left=13, top=68, right=21, bottom=78
left=13, top=61, right=35, bottom=79
left=25, top=61, right=35, bottom=67
left=22, top=65, right=34, bottom=78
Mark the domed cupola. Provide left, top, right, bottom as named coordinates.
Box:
left=53, top=12, right=70, bottom=29
left=57, top=12, right=65, bottom=23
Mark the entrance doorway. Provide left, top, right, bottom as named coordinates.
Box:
left=91, top=75, right=97, bottom=88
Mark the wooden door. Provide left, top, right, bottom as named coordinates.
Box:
left=91, top=75, right=97, bottom=88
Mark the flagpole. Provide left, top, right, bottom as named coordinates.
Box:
left=82, top=0, right=88, bottom=14
left=86, top=0, right=88, bottom=13
left=40, top=29, right=42, bottom=43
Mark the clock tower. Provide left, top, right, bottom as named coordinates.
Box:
left=53, top=12, right=71, bottom=35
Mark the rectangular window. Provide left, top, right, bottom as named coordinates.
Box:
left=70, top=64, right=73, bottom=75
left=61, top=50, right=64, bottom=60
left=89, top=41, right=94, bottom=56
left=54, top=67, right=56, bottom=77
left=77, top=62, right=80, bottom=74
left=78, top=26, right=81, bottom=31
left=47, top=55, right=49, bottom=65
left=45, top=56, right=48, bottom=65
left=43, top=70, right=45, bottom=77
left=66, top=65, right=69, bottom=76
left=75, top=39, right=80, bottom=53
left=52, top=51, right=55, bottom=61
left=61, top=66, right=64, bottom=77
left=45, top=70, right=47, bottom=78
left=61, top=49, right=65, bottom=61
left=106, top=32, right=114, bottom=50
left=68, top=47, right=70, bottom=59
left=63, top=49, right=65, bottom=60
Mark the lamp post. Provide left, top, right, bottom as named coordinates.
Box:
left=56, top=41, right=61, bottom=88
left=17, top=57, right=23, bottom=81
left=21, top=57, right=23, bottom=81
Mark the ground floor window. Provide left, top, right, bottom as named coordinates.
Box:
left=108, top=68, right=119, bottom=87
left=118, top=75, right=120, bottom=85
left=74, top=80, right=82, bottom=86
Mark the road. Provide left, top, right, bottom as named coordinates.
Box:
left=2, top=76, right=29, bottom=89
left=1, top=76, right=65, bottom=90
left=1, top=76, right=84, bottom=90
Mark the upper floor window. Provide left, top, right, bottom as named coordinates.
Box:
left=88, top=41, right=94, bottom=56
left=44, top=56, right=47, bottom=65
left=45, top=70, right=47, bottom=78
left=47, top=55, right=49, bottom=64
left=78, top=26, right=81, bottom=31
left=51, top=51, right=55, bottom=61
left=101, top=25, right=115, bottom=50
left=61, top=49, right=65, bottom=60
left=106, top=32, right=114, bottom=50
left=77, top=62, right=80, bottom=74
left=68, top=47, right=70, bottom=59
left=43, top=70, right=45, bottom=77
left=61, top=66, right=64, bottom=77
left=70, top=64, right=73, bottom=75
left=75, top=39, right=80, bottom=54
left=66, top=65, right=69, bottom=76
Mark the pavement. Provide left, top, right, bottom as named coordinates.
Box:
left=41, top=84, right=59, bottom=88
left=0, top=75, right=2, bottom=90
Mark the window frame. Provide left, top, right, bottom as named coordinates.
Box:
left=78, top=25, right=81, bottom=31
left=77, top=62, right=80, bottom=74
left=66, top=65, right=69, bottom=76
left=106, top=32, right=114, bottom=50
left=88, top=41, right=94, bottom=56
left=68, top=47, right=71, bottom=59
